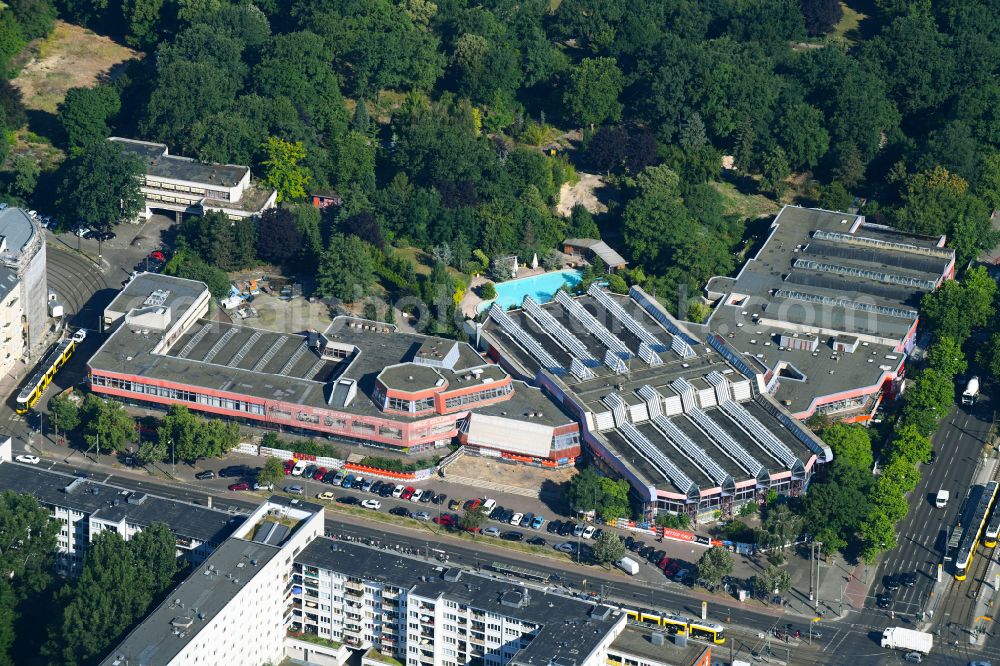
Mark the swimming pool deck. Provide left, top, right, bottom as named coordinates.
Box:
left=463, top=266, right=585, bottom=317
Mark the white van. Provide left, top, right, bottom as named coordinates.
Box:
left=935, top=489, right=949, bottom=508
left=481, top=498, right=497, bottom=514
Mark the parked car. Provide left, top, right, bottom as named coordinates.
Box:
left=341, top=474, right=356, bottom=488
left=559, top=522, right=575, bottom=537
left=351, top=476, right=365, bottom=489
left=362, top=479, right=375, bottom=492
left=219, top=465, right=247, bottom=478
left=228, top=482, right=250, bottom=491
left=884, top=574, right=901, bottom=591
left=194, top=470, right=215, bottom=480
left=624, top=536, right=635, bottom=550
left=520, top=513, right=534, bottom=528
left=401, top=486, right=415, bottom=501
left=313, top=467, right=327, bottom=481
left=448, top=499, right=462, bottom=511
left=481, top=527, right=501, bottom=538
left=253, top=481, right=273, bottom=491
left=554, top=542, right=577, bottom=554
left=481, top=498, right=497, bottom=514
left=409, top=489, right=423, bottom=502
left=361, top=499, right=381, bottom=510
left=582, top=525, right=596, bottom=539
left=530, top=515, right=545, bottom=530
left=322, top=470, right=338, bottom=484
left=333, top=471, right=346, bottom=485
left=876, top=592, right=892, bottom=609
left=527, top=536, right=546, bottom=546
left=628, top=540, right=644, bottom=553
left=283, top=485, right=303, bottom=495
left=434, top=514, right=456, bottom=527
left=547, top=520, right=562, bottom=534
left=316, top=492, right=336, bottom=501
left=370, top=480, right=383, bottom=494
left=337, top=496, right=360, bottom=505
left=501, top=531, right=524, bottom=542
left=302, top=464, right=317, bottom=478
left=390, top=507, right=412, bottom=518
left=489, top=506, right=505, bottom=521
left=379, top=484, right=394, bottom=497
left=95, top=231, right=116, bottom=241
left=432, top=493, right=447, bottom=505
left=419, top=490, right=433, bottom=503
left=572, top=523, right=586, bottom=538
left=510, top=512, right=524, bottom=526
left=414, top=511, right=431, bottom=521
left=592, top=528, right=604, bottom=540
left=393, top=485, right=406, bottom=498
left=464, top=498, right=482, bottom=512
left=900, top=572, right=917, bottom=587
left=499, top=509, right=515, bottom=524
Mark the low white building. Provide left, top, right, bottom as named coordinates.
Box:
left=109, top=137, right=277, bottom=221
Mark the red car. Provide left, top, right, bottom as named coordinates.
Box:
left=228, top=482, right=250, bottom=491
left=284, top=460, right=295, bottom=475
left=149, top=250, right=166, bottom=262
left=434, top=514, right=457, bottom=527
left=401, top=486, right=415, bottom=501
left=313, top=467, right=327, bottom=480
left=658, top=556, right=670, bottom=571
left=464, top=498, right=482, bottom=512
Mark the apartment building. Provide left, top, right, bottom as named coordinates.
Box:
left=109, top=137, right=277, bottom=221
left=0, top=462, right=239, bottom=575
left=291, top=539, right=627, bottom=666
left=0, top=207, right=47, bottom=368
left=104, top=496, right=326, bottom=666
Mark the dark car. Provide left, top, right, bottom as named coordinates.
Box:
left=623, top=536, right=635, bottom=550
left=313, top=467, right=328, bottom=481
left=390, top=507, right=412, bottom=518
left=592, top=528, right=604, bottom=541
left=351, top=476, right=365, bottom=489
left=432, top=493, right=446, bottom=505
left=490, top=506, right=505, bottom=521
left=219, top=465, right=247, bottom=478
left=322, top=471, right=338, bottom=484
left=370, top=480, right=384, bottom=494
left=194, top=470, right=216, bottom=480
left=302, top=464, right=316, bottom=478
left=342, top=474, right=356, bottom=488
left=420, top=490, right=433, bottom=503
left=337, top=496, right=360, bottom=505
left=527, top=536, right=546, bottom=546
left=900, top=572, right=917, bottom=587
left=547, top=520, right=562, bottom=534
left=501, top=531, right=524, bottom=542
left=884, top=574, right=901, bottom=591
left=928, top=450, right=937, bottom=464
left=629, top=540, right=644, bottom=553
left=639, top=545, right=655, bottom=559
left=95, top=231, right=116, bottom=241
left=876, top=592, right=892, bottom=609
left=379, top=484, right=394, bottom=497
left=652, top=549, right=666, bottom=564
left=500, top=509, right=515, bottom=524
left=559, top=522, right=575, bottom=537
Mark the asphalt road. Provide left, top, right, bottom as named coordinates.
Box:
left=870, top=399, right=995, bottom=627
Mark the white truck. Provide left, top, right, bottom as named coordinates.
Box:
left=616, top=557, right=640, bottom=575
left=881, top=627, right=933, bottom=654
left=962, top=376, right=980, bottom=405
left=935, top=489, right=950, bottom=508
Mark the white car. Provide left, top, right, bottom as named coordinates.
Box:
left=392, top=484, right=405, bottom=498
left=316, top=491, right=335, bottom=501
left=509, top=512, right=524, bottom=526
left=254, top=481, right=273, bottom=491
left=361, top=499, right=381, bottom=510
left=554, top=542, right=577, bottom=554
left=71, top=328, right=87, bottom=343
left=582, top=525, right=596, bottom=539
left=410, top=489, right=423, bottom=502
left=15, top=455, right=39, bottom=465
left=75, top=227, right=90, bottom=238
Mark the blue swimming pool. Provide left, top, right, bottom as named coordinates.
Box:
left=478, top=269, right=583, bottom=313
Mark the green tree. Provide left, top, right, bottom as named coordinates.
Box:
left=257, top=457, right=286, bottom=488
left=57, top=85, right=121, bottom=155
left=892, top=424, right=933, bottom=466
left=255, top=207, right=304, bottom=266
left=567, top=203, right=599, bottom=239
left=979, top=332, right=1000, bottom=382
left=562, top=57, right=623, bottom=128
left=47, top=393, right=80, bottom=437
left=776, top=101, right=829, bottom=170
left=820, top=423, right=873, bottom=471
left=9, top=154, right=39, bottom=199
left=56, top=141, right=144, bottom=231
left=921, top=268, right=997, bottom=344
left=0, top=491, right=59, bottom=597
left=80, top=394, right=137, bottom=454
left=597, top=476, right=632, bottom=520
left=901, top=369, right=955, bottom=436
left=261, top=136, right=311, bottom=203
left=925, top=336, right=968, bottom=379
left=179, top=211, right=256, bottom=271
left=163, top=251, right=230, bottom=299
left=760, top=146, right=790, bottom=197
left=759, top=503, right=801, bottom=551
left=316, top=234, right=375, bottom=302
left=459, top=508, right=485, bottom=532
left=334, top=131, right=376, bottom=193
left=122, top=0, right=165, bottom=49
left=860, top=510, right=898, bottom=564
left=752, top=564, right=791, bottom=598
left=592, top=532, right=626, bottom=565
left=622, top=166, right=690, bottom=274
left=480, top=282, right=497, bottom=300
left=565, top=467, right=603, bottom=514
left=130, top=522, right=180, bottom=592
left=696, top=546, right=734, bottom=586
left=135, top=439, right=166, bottom=465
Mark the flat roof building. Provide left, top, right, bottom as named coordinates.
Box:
left=699, top=205, right=955, bottom=422
left=109, top=137, right=277, bottom=221
left=0, top=461, right=240, bottom=575
left=477, top=283, right=830, bottom=519
left=89, top=273, right=581, bottom=463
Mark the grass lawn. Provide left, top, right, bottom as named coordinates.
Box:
left=830, top=2, right=867, bottom=46
left=710, top=180, right=780, bottom=220
left=12, top=21, right=141, bottom=114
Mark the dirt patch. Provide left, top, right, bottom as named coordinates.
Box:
left=445, top=454, right=576, bottom=493
left=556, top=172, right=610, bottom=217
left=13, top=21, right=141, bottom=114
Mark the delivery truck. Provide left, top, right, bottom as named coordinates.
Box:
left=881, top=627, right=933, bottom=654
left=962, top=376, right=980, bottom=405
left=617, top=557, right=640, bottom=575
